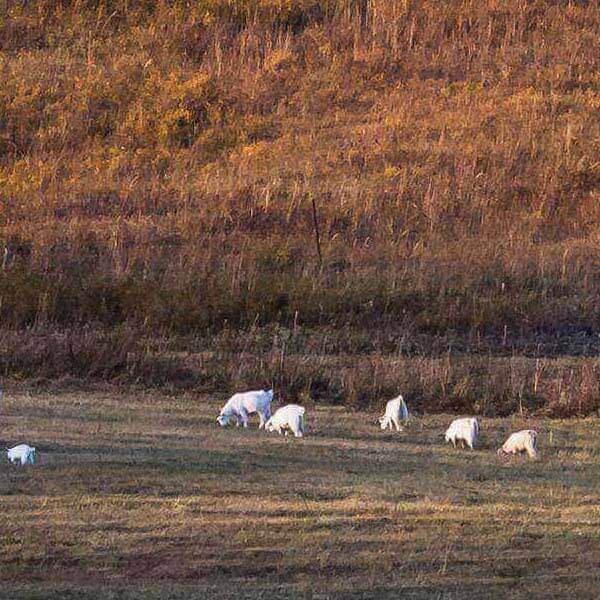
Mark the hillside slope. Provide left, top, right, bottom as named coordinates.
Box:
left=0, top=0, right=598, bottom=412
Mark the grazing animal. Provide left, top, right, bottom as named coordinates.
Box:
left=445, top=417, right=479, bottom=450
left=498, top=430, right=538, bottom=459
left=217, top=389, right=273, bottom=429
left=379, top=395, right=409, bottom=431
left=265, top=404, right=306, bottom=438
left=7, top=444, right=36, bottom=465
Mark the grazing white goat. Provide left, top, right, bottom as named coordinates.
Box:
left=265, top=404, right=306, bottom=438
left=379, top=395, right=409, bottom=431
left=7, top=444, right=36, bottom=465
left=217, top=389, right=273, bottom=429
left=445, top=417, right=479, bottom=450
left=498, top=430, right=538, bottom=459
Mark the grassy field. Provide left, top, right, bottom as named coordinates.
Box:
left=1, top=3, right=598, bottom=596
left=1, top=387, right=599, bottom=599
left=0, top=2, right=598, bottom=391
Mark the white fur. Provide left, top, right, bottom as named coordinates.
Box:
left=445, top=417, right=479, bottom=450
left=7, top=444, right=36, bottom=465
left=498, top=430, right=538, bottom=459
left=217, top=389, right=273, bottom=429
left=379, top=395, right=409, bottom=431
left=265, top=404, right=305, bottom=438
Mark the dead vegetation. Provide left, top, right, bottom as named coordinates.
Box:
left=0, top=0, right=598, bottom=413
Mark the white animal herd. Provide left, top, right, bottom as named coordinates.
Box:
left=4, top=389, right=540, bottom=467
left=214, top=389, right=540, bottom=460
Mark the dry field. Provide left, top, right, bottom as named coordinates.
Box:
left=1, top=3, right=598, bottom=595
left=1, top=388, right=599, bottom=599
left=0, top=0, right=598, bottom=363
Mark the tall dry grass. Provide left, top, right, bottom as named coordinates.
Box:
left=0, top=1, right=598, bottom=412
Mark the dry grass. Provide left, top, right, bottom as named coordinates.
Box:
left=0, top=0, right=598, bottom=341
left=1, top=4, right=598, bottom=594
left=0, top=1, right=598, bottom=414
left=1, top=328, right=598, bottom=416
left=1, top=387, right=599, bottom=598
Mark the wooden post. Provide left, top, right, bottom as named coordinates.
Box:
left=310, top=194, right=323, bottom=267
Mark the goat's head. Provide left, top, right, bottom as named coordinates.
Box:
left=217, top=412, right=232, bottom=427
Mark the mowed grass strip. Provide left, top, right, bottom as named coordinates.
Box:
left=0, top=390, right=599, bottom=598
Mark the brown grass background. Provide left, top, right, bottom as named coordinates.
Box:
left=0, top=0, right=598, bottom=414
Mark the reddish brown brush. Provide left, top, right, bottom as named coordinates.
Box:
left=0, top=1, right=598, bottom=413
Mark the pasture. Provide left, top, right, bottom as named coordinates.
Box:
left=1, top=389, right=599, bottom=599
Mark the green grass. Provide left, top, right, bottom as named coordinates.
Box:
left=1, top=389, right=599, bottom=599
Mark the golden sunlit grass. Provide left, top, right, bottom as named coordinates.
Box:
left=0, top=3, right=598, bottom=595
left=0, top=1, right=598, bottom=413
left=1, top=388, right=599, bottom=598
left=0, top=0, right=598, bottom=341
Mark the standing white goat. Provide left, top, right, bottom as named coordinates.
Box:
left=379, top=395, right=409, bottom=431
left=217, top=389, right=273, bottom=429
left=445, top=417, right=479, bottom=450
left=498, top=430, right=538, bottom=459
left=7, top=444, right=36, bottom=465
left=265, top=404, right=306, bottom=438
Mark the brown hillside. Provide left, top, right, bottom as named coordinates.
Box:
left=0, top=0, right=598, bottom=412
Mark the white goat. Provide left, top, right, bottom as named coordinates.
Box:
left=498, top=430, right=538, bottom=459
left=217, top=389, right=273, bottom=429
left=445, top=417, right=479, bottom=450
left=265, top=404, right=306, bottom=438
left=7, top=444, right=36, bottom=465
left=379, top=395, right=409, bottom=431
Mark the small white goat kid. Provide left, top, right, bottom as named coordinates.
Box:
left=217, top=389, right=273, bottom=429
left=265, top=404, right=306, bottom=438
left=7, top=444, right=36, bottom=465
left=445, top=417, right=479, bottom=450
left=498, top=430, right=538, bottom=459
left=379, top=395, right=409, bottom=431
